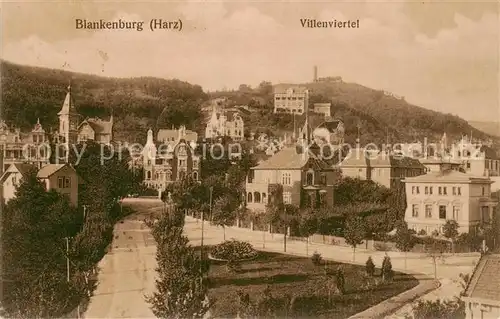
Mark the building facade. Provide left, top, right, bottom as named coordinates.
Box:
left=57, top=84, right=113, bottom=147
left=141, top=127, right=200, bottom=192
left=245, top=146, right=337, bottom=213
left=339, top=148, right=426, bottom=189
left=273, top=87, right=309, bottom=114
left=0, top=119, right=50, bottom=172
left=450, top=136, right=500, bottom=177
left=0, top=163, right=79, bottom=206
left=205, top=106, right=244, bottom=141
left=403, top=169, right=498, bottom=235
left=313, top=103, right=331, bottom=117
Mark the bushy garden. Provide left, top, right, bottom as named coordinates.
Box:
left=210, top=240, right=258, bottom=261
left=203, top=250, right=418, bottom=318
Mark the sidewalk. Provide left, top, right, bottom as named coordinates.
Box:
left=185, top=217, right=478, bottom=318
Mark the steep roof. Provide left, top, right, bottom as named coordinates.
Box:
left=463, top=254, right=500, bottom=305
left=81, top=117, right=113, bottom=135
left=0, top=163, right=36, bottom=183
left=37, top=164, right=69, bottom=178
left=252, top=146, right=331, bottom=170
left=315, top=119, right=343, bottom=133
left=403, top=169, right=493, bottom=183
left=58, top=86, right=78, bottom=116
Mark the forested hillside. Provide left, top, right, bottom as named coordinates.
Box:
left=1, top=60, right=497, bottom=148
left=1, top=61, right=207, bottom=142
left=211, top=81, right=497, bottom=146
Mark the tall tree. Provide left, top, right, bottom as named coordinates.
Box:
left=1, top=171, right=83, bottom=318
left=212, top=194, right=239, bottom=240
left=394, top=221, right=416, bottom=269
left=146, top=208, right=210, bottom=318
left=442, top=220, right=459, bottom=253
left=344, top=216, right=366, bottom=261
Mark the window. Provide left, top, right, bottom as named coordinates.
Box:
left=416, top=186, right=420, bottom=194
left=247, top=192, right=253, bottom=203
left=482, top=187, right=485, bottom=196
left=12, top=176, right=17, bottom=185
left=283, top=192, right=292, bottom=204
left=253, top=192, right=261, bottom=203
left=466, top=162, right=471, bottom=169
left=412, top=204, right=419, bottom=217
left=146, top=171, right=152, bottom=179
left=58, top=177, right=64, bottom=188
left=438, top=187, right=442, bottom=195
left=412, top=186, right=415, bottom=194
left=439, top=205, right=446, bottom=219
left=429, top=187, right=433, bottom=195
left=452, top=187, right=456, bottom=195
left=306, top=172, right=314, bottom=185
left=179, top=171, right=186, bottom=180
left=453, top=206, right=460, bottom=221
left=192, top=160, right=198, bottom=168
left=192, top=171, right=198, bottom=181
left=282, top=172, right=291, bottom=185
left=443, top=187, right=447, bottom=195
left=64, top=177, right=71, bottom=188
left=425, top=205, right=432, bottom=218
left=457, top=187, right=461, bottom=195
left=425, top=186, right=428, bottom=195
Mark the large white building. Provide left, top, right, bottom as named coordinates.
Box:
left=273, top=87, right=309, bottom=114
left=205, top=105, right=244, bottom=141
left=403, top=167, right=498, bottom=235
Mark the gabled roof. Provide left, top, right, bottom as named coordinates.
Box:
left=339, top=148, right=370, bottom=167
left=403, top=169, right=492, bottom=183
left=79, top=117, right=113, bottom=135
left=0, top=163, right=37, bottom=183
left=37, top=164, right=74, bottom=179
left=463, top=254, right=500, bottom=305
left=251, top=146, right=331, bottom=170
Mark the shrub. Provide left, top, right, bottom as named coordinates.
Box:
left=226, top=259, right=242, bottom=273
left=365, top=257, right=375, bottom=277
left=311, top=252, right=322, bottom=266
left=411, top=298, right=465, bottom=319
left=418, top=229, right=427, bottom=236
left=431, top=230, right=439, bottom=237
left=382, top=255, right=393, bottom=281
left=211, top=239, right=257, bottom=261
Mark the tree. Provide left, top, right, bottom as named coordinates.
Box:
left=212, top=194, right=239, bottom=240
left=394, top=221, right=416, bottom=269
left=1, top=171, right=83, bottom=318
left=442, top=220, right=459, bottom=253
left=299, top=210, right=318, bottom=256
left=381, top=255, right=393, bottom=282
left=146, top=208, right=210, bottom=318
left=344, top=216, right=366, bottom=261
left=424, top=239, right=447, bottom=279
left=365, top=257, right=375, bottom=277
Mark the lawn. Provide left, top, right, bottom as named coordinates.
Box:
left=204, top=250, right=418, bottom=318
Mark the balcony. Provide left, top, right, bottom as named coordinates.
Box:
left=245, top=182, right=270, bottom=212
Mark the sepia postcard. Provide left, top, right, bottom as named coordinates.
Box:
left=1, top=1, right=500, bottom=318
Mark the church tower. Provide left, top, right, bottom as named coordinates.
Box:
left=58, top=83, right=80, bottom=145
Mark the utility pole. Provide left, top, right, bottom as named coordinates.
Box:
left=65, top=237, right=70, bottom=282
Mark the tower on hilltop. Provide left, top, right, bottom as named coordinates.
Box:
left=313, top=65, right=318, bottom=82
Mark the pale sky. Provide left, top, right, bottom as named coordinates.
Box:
left=1, top=0, right=499, bottom=122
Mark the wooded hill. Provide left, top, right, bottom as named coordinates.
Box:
left=1, top=60, right=497, bottom=148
